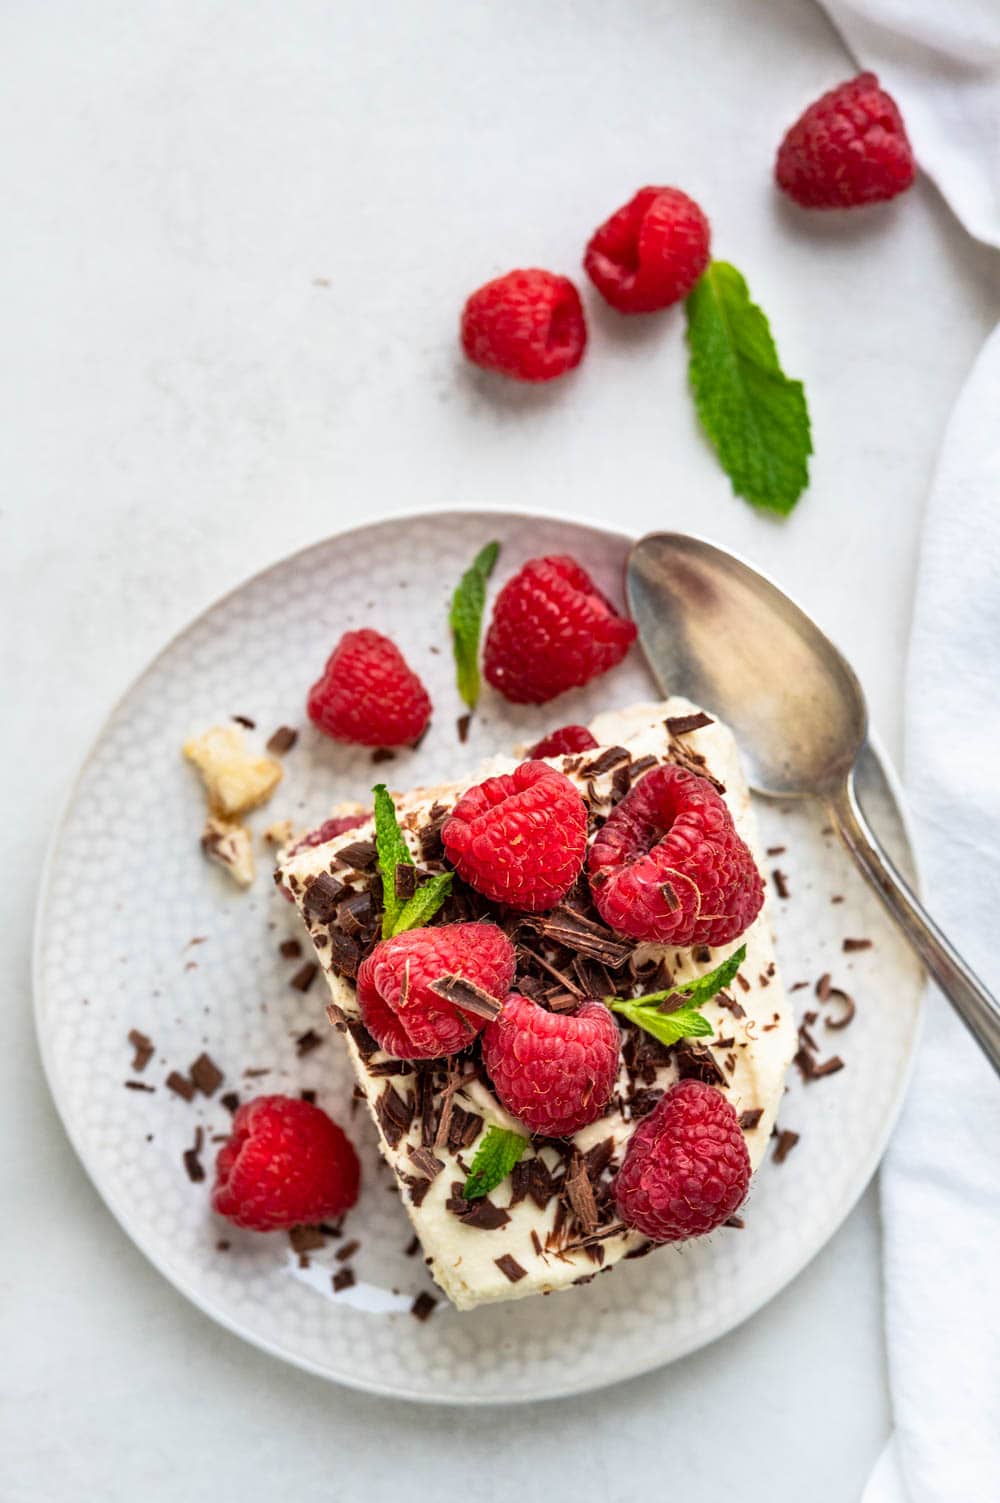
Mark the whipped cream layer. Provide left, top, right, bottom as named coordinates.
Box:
left=277, top=699, right=795, bottom=1310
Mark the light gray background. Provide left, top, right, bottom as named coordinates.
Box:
left=3, top=2, right=997, bottom=1500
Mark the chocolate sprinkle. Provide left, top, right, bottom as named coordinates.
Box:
left=843, top=937, right=872, bottom=952
left=335, top=1239, right=361, bottom=1263
left=189, top=1053, right=224, bottom=1096
left=665, top=712, right=713, bottom=736
left=772, top=869, right=790, bottom=900
left=295, top=1028, right=323, bottom=1056
left=266, top=726, right=298, bottom=754
left=738, top=1108, right=764, bottom=1130
left=165, top=1071, right=195, bottom=1101
left=374, top=1084, right=414, bottom=1148
left=332, top=1269, right=356, bottom=1293
left=494, top=1254, right=527, bottom=1284
left=581, top=746, right=631, bottom=777
left=427, top=974, right=501, bottom=1021
left=303, top=872, right=347, bottom=923
left=288, top=1225, right=326, bottom=1254
left=289, top=962, right=319, bottom=993
left=279, top=938, right=303, bottom=959
left=127, top=1029, right=154, bottom=1072
left=182, top=1147, right=205, bottom=1183
left=563, top=1151, right=599, bottom=1236
left=411, top=1292, right=437, bottom=1322
left=773, top=1129, right=800, bottom=1164
left=457, top=713, right=471, bottom=744
left=124, top=1080, right=154, bottom=1092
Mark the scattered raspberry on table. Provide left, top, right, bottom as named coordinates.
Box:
left=584, top=185, right=711, bottom=313
left=212, top=1095, right=360, bottom=1232
left=483, top=554, right=637, bottom=704
left=357, top=922, right=516, bottom=1059
left=588, top=763, right=764, bottom=947
left=442, top=760, right=589, bottom=913
left=615, top=1079, right=751, bottom=1241
left=483, top=992, right=621, bottom=1136
left=775, top=72, right=915, bottom=209
left=528, top=724, right=598, bottom=758
left=460, top=269, right=587, bottom=382
left=307, top=628, right=431, bottom=748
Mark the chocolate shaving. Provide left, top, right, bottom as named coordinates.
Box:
left=405, top=1175, right=432, bottom=1208
left=673, top=1042, right=726, bottom=1087
left=456, top=713, right=471, bottom=744
left=300, top=1089, right=316, bottom=1104
left=627, top=1086, right=664, bottom=1119
left=660, top=881, right=681, bottom=912
left=824, top=987, right=856, bottom=1030
left=843, top=937, right=872, bottom=952
left=335, top=1239, right=361, bottom=1263
left=182, top=1135, right=205, bottom=1181
left=232, top=714, right=256, bottom=729
left=427, top=974, right=501, bottom=1021
left=124, top=1080, right=154, bottom=1092
left=611, top=765, right=630, bottom=802
left=445, top=1194, right=511, bottom=1231
left=407, top=1145, right=444, bottom=1180
left=371, top=747, right=396, bottom=764
left=738, top=1108, right=764, bottom=1130
left=581, top=746, right=631, bottom=777
left=165, top=1071, right=195, bottom=1101
left=583, top=1137, right=615, bottom=1180
left=494, top=1254, right=527, bottom=1283
left=404, top=1235, right=419, bottom=1257
left=724, top=1216, right=746, bottom=1229
left=303, top=872, right=347, bottom=923
left=394, top=863, right=419, bottom=901
left=295, top=1028, right=323, bottom=1056
left=327, top=928, right=361, bottom=979
left=326, top=1002, right=348, bottom=1032
left=529, top=907, right=632, bottom=969
left=411, top=1292, right=437, bottom=1322
left=279, top=938, right=303, bottom=960
left=374, top=1084, right=413, bottom=1148
left=266, top=725, right=298, bottom=754
left=332, top=1269, right=355, bottom=1292
left=794, top=1044, right=845, bottom=1083
left=447, top=1106, right=484, bottom=1152
left=772, top=869, right=790, bottom=900
left=339, top=890, right=374, bottom=936
left=288, top=1225, right=326, bottom=1254
left=563, top=1151, right=599, bottom=1236
left=289, top=962, right=319, bottom=993
left=530, top=1229, right=544, bottom=1259
left=510, top=1156, right=557, bottom=1210
left=627, top=754, right=658, bottom=782
left=220, top=1090, right=240, bottom=1114
left=189, top=1053, right=223, bottom=1096
left=773, top=1129, right=800, bottom=1164
left=127, top=1029, right=154, bottom=1072
left=333, top=839, right=377, bottom=870
left=665, top=712, right=713, bottom=735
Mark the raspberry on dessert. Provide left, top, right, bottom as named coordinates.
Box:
left=212, top=1095, right=360, bottom=1232
left=614, top=1079, right=750, bottom=1241
left=442, top=760, right=588, bottom=913
left=460, top=269, right=587, bottom=382
left=584, top=186, right=711, bottom=313
left=357, top=922, right=516, bottom=1059
left=588, top=763, right=764, bottom=946
left=776, top=72, right=915, bottom=209
left=483, top=555, right=637, bottom=704
left=528, top=724, right=599, bottom=758
left=482, top=993, right=621, bottom=1136
left=307, top=629, right=431, bottom=748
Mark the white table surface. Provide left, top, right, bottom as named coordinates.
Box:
left=3, top=2, right=997, bottom=1499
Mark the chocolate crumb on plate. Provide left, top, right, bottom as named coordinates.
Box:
left=124, top=1080, right=155, bottom=1092
left=279, top=938, right=303, bottom=960
left=456, top=713, right=471, bottom=744
left=724, top=1216, right=745, bottom=1229
left=216, top=1240, right=230, bottom=1252
left=404, top=1235, right=419, bottom=1257
left=335, top=1239, right=361, bottom=1263
left=289, top=962, right=319, bottom=994
left=220, top=1091, right=240, bottom=1114
left=266, top=725, right=298, bottom=755
left=411, top=1291, right=437, bottom=1322
left=332, top=1268, right=356, bottom=1293
left=772, top=1129, right=801, bottom=1164
left=232, top=714, right=256, bottom=729
left=127, top=1029, right=154, bottom=1072
left=371, top=747, right=396, bottom=764
left=165, top=1070, right=195, bottom=1102
left=824, top=986, right=857, bottom=1030
left=766, top=845, right=786, bottom=857
left=843, top=937, right=873, bottom=952
left=772, top=869, right=790, bottom=900
left=182, top=1143, right=205, bottom=1183
left=189, top=1052, right=224, bottom=1097
left=289, top=1225, right=326, bottom=1254
left=494, top=1254, right=527, bottom=1284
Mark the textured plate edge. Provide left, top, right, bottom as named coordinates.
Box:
left=30, top=507, right=926, bottom=1405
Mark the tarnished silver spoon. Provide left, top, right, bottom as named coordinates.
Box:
left=627, top=531, right=1000, bottom=1076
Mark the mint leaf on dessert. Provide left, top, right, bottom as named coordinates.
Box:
left=671, top=944, right=747, bottom=1008
left=449, top=540, right=500, bottom=711
left=393, top=871, right=454, bottom=936
left=462, top=1125, right=528, bottom=1200
left=610, top=997, right=714, bottom=1049
left=685, top=262, right=811, bottom=515
left=373, top=783, right=415, bottom=938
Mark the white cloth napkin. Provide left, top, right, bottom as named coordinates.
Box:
left=807, top=6, right=1000, bottom=1499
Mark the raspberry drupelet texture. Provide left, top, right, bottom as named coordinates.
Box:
left=212, top=1095, right=360, bottom=1232
left=483, top=555, right=637, bottom=704
left=307, top=629, right=431, bottom=748
left=442, top=760, right=588, bottom=913
left=482, top=993, right=621, bottom=1136
left=588, top=763, right=764, bottom=947
left=460, top=269, right=587, bottom=382
left=614, top=1080, right=750, bottom=1242
left=584, top=186, right=711, bottom=313
left=528, top=724, right=599, bottom=758
left=356, top=922, right=516, bottom=1060
left=776, top=72, right=915, bottom=209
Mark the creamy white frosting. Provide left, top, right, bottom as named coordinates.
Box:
left=278, top=699, right=795, bottom=1309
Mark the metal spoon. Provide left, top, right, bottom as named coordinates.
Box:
left=627, top=531, right=1000, bottom=1076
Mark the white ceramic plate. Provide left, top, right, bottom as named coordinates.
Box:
left=34, top=510, right=923, bottom=1403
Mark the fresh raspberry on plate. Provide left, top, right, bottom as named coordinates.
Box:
left=307, top=629, right=431, bottom=748
left=528, top=724, right=598, bottom=758
left=482, top=993, right=620, bottom=1136
left=584, top=186, right=710, bottom=313
left=588, top=764, right=763, bottom=946
left=442, top=760, right=588, bottom=912
left=357, top=922, right=516, bottom=1059
left=614, top=1079, right=750, bottom=1242
left=776, top=72, right=915, bottom=208
left=460, top=269, right=587, bottom=382
left=483, top=555, right=637, bottom=704
left=212, top=1095, right=360, bottom=1232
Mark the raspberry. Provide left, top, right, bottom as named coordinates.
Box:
left=212, top=1095, right=360, bottom=1232
left=357, top=922, right=515, bottom=1059
left=584, top=186, right=711, bottom=313
left=528, top=724, right=598, bottom=758
left=776, top=72, right=915, bottom=209
left=588, top=764, right=763, bottom=946
left=483, top=555, right=637, bottom=704
left=461, top=269, right=587, bottom=382
left=482, top=993, right=620, bottom=1136
left=442, top=760, right=588, bottom=912
left=614, top=1080, right=750, bottom=1241
left=307, top=629, right=431, bottom=748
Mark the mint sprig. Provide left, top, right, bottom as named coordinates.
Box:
left=449, top=540, right=500, bottom=711
left=609, top=944, right=747, bottom=1050
left=462, top=1125, right=529, bottom=1200
left=685, top=262, right=811, bottom=515
left=373, top=784, right=451, bottom=938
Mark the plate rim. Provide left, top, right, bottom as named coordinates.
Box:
left=31, top=504, right=925, bottom=1404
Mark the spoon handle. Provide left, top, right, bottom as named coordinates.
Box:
left=827, top=773, right=1000, bottom=1077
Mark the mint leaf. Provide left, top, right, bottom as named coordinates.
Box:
left=449, top=540, right=500, bottom=711
left=609, top=945, right=746, bottom=1050
left=462, top=1125, right=529, bottom=1200
left=685, top=262, right=811, bottom=515
left=393, top=870, right=454, bottom=936
left=373, top=783, right=414, bottom=938
left=610, top=997, right=714, bottom=1050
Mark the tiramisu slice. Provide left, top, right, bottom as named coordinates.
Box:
left=276, top=699, right=795, bottom=1309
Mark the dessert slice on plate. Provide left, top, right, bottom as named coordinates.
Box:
left=276, top=699, right=796, bottom=1310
